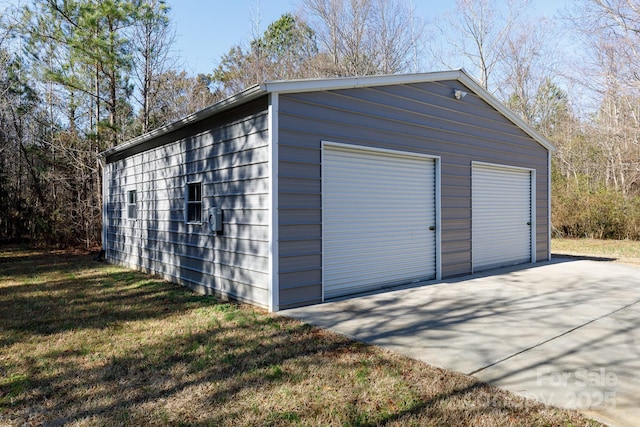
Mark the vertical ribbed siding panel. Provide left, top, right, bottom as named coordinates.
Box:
left=472, top=163, right=532, bottom=271
left=322, top=144, right=436, bottom=299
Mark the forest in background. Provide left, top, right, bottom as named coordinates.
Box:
left=0, top=0, right=639, bottom=247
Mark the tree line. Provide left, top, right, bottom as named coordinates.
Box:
left=1, top=0, right=639, bottom=247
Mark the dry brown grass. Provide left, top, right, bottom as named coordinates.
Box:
left=0, top=245, right=602, bottom=426
left=553, top=238, right=640, bottom=267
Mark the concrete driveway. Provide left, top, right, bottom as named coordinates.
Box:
left=282, top=257, right=640, bottom=427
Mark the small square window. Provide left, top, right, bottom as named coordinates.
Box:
left=186, top=182, right=202, bottom=223
left=127, top=190, right=137, bottom=219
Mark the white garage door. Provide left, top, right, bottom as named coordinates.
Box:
left=323, top=144, right=437, bottom=299
left=472, top=163, right=534, bottom=272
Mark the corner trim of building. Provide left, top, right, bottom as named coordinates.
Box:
left=98, top=157, right=107, bottom=253
left=268, top=93, right=280, bottom=312
left=548, top=151, right=552, bottom=261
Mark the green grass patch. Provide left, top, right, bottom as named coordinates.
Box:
left=0, top=244, right=603, bottom=426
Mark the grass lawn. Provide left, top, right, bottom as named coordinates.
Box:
left=553, top=237, right=640, bottom=266
left=0, top=245, right=603, bottom=426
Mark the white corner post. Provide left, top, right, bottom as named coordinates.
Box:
left=98, top=156, right=107, bottom=253
left=548, top=150, right=552, bottom=261
left=268, top=93, right=280, bottom=312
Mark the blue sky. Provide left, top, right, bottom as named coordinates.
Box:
left=169, top=0, right=296, bottom=74
left=0, top=0, right=568, bottom=76
left=168, top=0, right=568, bottom=76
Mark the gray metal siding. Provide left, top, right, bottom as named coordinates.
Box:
left=105, top=98, right=271, bottom=307
left=277, top=81, right=549, bottom=308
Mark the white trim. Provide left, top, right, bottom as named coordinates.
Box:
left=99, top=157, right=107, bottom=250
left=322, top=140, right=441, bottom=161
left=472, top=160, right=536, bottom=173
left=435, top=158, right=442, bottom=280
left=99, top=85, right=265, bottom=159
left=321, top=140, right=442, bottom=301
left=184, top=181, right=204, bottom=225
left=471, top=161, right=536, bottom=269
left=548, top=151, right=552, bottom=261
left=471, top=162, right=536, bottom=265
left=262, top=70, right=463, bottom=94
left=124, top=182, right=138, bottom=222
left=262, top=70, right=554, bottom=152
left=531, top=168, right=537, bottom=264
left=456, top=72, right=555, bottom=153
left=126, top=188, right=138, bottom=220
left=100, top=69, right=555, bottom=162
left=268, top=93, right=280, bottom=312
left=320, top=143, right=326, bottom=303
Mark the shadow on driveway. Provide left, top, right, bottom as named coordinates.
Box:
left=282, top=258, right=640, bottom=427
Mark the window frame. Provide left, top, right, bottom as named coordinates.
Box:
left=185, top=181, right=203, bottom=224
left=127, top=189, right=137, bottom=220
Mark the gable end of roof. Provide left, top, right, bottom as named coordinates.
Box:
left=100, top=69, right=555, bottom=160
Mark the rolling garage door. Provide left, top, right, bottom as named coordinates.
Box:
left=323, top=144, right=437, bottom=299
left=472, top=163, right=534, bottom=272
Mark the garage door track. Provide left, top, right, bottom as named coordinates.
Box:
left=282, top=257, right=640, bottom=427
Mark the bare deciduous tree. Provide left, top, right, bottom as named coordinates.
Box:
left=431, top=0, right=529, bottom=90
left=498, top=20, right=561, bottom=124
left=301, top=0, right=425, bottom=76
left=568, top=0, right=640, bottom=195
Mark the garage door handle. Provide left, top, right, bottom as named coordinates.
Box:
left=526, top=222, right=531, bottom=226
left=429, top=226, right=436, bottom=231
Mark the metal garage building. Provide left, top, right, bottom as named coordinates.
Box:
left=99, top=70, right=554, bottom=311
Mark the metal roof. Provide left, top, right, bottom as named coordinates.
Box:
left=99, top=69, right=555, bottom=160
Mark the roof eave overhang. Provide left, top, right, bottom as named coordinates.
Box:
left=99, top=69, right=555, bottom=161
left=98, top=84, right=267, bottom=160
left=260, top=70, right=463, bottom=94
left=454, top=71, right=556, bottom=153
left=261, top=69, right=555, bottom=152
